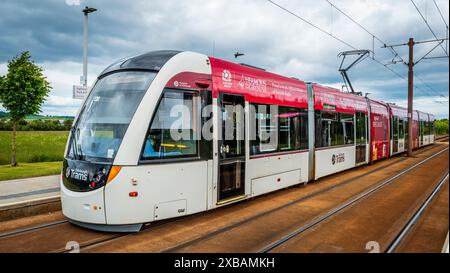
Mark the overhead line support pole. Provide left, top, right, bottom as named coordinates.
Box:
left=407, top=38, right=414, bottom=157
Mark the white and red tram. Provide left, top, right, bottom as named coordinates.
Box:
left=61, top=51, right=436, bottom=231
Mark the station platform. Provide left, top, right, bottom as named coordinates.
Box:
left=0, top=175, right=60, bottom=221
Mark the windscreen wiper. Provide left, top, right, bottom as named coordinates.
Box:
left=70, top=127, right=80, bottom=160
left=76, top=128, right=84, bottom=160
left=70, top=104, right=87, bottom=161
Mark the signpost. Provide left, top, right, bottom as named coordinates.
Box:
left=73, top=7, right=96, bottom=101
left=73, top=85, right=89, bottom=100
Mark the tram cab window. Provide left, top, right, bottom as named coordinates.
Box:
left=141, top=89, right=200, bottom=160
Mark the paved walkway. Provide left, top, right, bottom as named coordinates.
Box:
left=0, top=175, right=60, bottom=206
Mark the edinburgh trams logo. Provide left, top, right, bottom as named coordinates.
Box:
left=222, top=69, right=233, bottom=88
left=66, top=167, right=89, bottom=181
left=332, top=153, right=345, bottom=165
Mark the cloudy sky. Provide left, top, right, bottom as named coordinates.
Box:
left=0, top=0, right=448, bottom=117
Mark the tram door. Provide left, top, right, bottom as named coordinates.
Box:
left=405, top=120, right=409, bottom=150
left=355, top=112, right=367, bottom=164
left=398, top=119, right=405, bottom=152
left=217, top=93, right=246, bottom=203
left=392, top=116, right=399, bottom=154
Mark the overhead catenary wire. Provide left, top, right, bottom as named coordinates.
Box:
left=266, top=0, right=356, bottom=49
left=266, top=0, right=446, bottom=103
left=432, top=0, right=449, bottom=28
left=325, top=0, right=445, bottom=101
left=415, top=73, right=449, bottom=99
left=432, top=0, right=449, bottom=54
left=326, top=0, right=407, bottom=64
left=410, top=0, right=449, bottom=57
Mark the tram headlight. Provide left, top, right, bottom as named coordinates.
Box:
left=107, top=166, right=122, bottom=184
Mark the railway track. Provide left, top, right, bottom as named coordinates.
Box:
left=259, top=148, right=448, bottom=253
left=157, top=143, right=449, bottom=253
left=386, top=173, right=449, bottom=253
left=436, top=135, right=449, bottom=141
left=0, top=142, right=447, bottom=252
left=0, top=220, right=68, bottom=239
left=57, top=217, right=182, bottom=253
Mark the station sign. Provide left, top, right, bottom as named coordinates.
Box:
left=73, top=85, right=90, bottom=100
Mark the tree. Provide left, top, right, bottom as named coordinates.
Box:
left=0, top=51, right=51, bottom=166
left=435, top=119, right=449, bottom=135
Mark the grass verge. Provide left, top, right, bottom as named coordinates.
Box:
left=0, top=131, right=68, bottom=165
left=0, top=161, right=62, bottom=181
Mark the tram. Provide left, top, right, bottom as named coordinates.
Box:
left=61, top=51, right=435, bottom=231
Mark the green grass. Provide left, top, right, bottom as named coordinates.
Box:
left=0, top=161, right=62, bottom=181
left=0, top=131, right=69, bottom=165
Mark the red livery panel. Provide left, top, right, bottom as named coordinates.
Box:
left=369, top=99, right=390, bottom=161
left=388, top=104, right=408, bottom=119
left=313, top=84, right=369, bottom=114
left=209, top=57, right=308, bottom=108
left=208, top=57, right=432, bottom=162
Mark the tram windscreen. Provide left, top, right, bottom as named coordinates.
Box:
left=67, top=71, right=156, bottom=163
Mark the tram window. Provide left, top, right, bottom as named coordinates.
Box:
left=341, top=113, right=354, bottom=145
left=278, top=106, right=298, bottom=151
left=355, top=112, right=366, bottom=145
left=330, top=119, right=344, bottom=146
left=250, top=104, right=308, bottom=155
left=420, top=121, right=425, bottom=136
left=315, top=111, right=354, bottom=148
left=393, top=117, right=399, bottom=139
left=399, top=120, right=405, bottom=139
left=141, top=89, right=200, bottom=160
left=250, top=104, right=278, bottom=154
left=299, top=109, right=309, bottom=149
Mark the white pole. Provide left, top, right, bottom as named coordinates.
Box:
left=83, top=11, right=88, bottom=87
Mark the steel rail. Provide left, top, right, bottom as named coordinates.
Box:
left=386, top=172, right=449, bottom=253
left=161, top=144, right=446, bottom=253
left=0, top=220, right=68, bottom=239
left=259, top=146, right=449, bottom=253
left=0, top=141, right=446, bottom=252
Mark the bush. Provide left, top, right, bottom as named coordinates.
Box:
left=435, top=119, right=449, bottom=135
left=0, top=118, right=73, bottom=131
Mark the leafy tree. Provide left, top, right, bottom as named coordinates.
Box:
left=0, top=51, right=51, bottom=166
left=435, top=119, right=449, bottom=135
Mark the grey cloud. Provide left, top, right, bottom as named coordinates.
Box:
left=0, top=0, right=448, bottom=116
